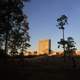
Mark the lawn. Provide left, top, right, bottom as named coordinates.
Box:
left=0, top=56, right=80, bottom=80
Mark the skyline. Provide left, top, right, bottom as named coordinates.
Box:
left=23, top=0, right=80, bottom=50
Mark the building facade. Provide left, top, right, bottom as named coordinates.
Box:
left=37, top=39, right=51, bottom=55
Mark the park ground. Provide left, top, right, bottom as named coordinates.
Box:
left=0, top=56, right=80, bottom=80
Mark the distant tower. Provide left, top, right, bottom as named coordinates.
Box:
left=37, top=39, right=51, bottom=55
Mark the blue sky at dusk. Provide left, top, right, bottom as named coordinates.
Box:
left=24, top=0, right=80, bottom=50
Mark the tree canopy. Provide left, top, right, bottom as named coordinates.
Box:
left=57, top=15, right=68, bottom=29
left=0, top=0, right=30, bottom=56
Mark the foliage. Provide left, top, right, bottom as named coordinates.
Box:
left=58, top=39, right=67, bottom=47
left=8, top=15, right=30, bottom=56
left=57, top=15, right=76, bottom=57
left=0, top=0, right=30, bottom=56
left=65, top=37, right=77, bottom=56
left=58, top=37, right=77, bottom=56
left=57, top=15, right=68, bottom=52
left=57, top=15, right=68, bottom=29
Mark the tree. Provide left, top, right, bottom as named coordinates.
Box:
left=65, top=37, right=77, bottom=68
left=0, top=0, right=30, bottom=56
left=8, top=15, right=30, bottom=56
left=65, top=37, right=77, bottom=56
left=57, top=15, right=68, bottom=60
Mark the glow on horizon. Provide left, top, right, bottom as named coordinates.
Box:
left=23, top=0, right=80, bottom=50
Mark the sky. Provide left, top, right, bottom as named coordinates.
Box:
left=23, top=0, right=80, bottom=51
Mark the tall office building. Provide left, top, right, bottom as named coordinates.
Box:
left=37, top=39, right=51, bottom=55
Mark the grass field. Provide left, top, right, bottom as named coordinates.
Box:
left=0, top=56, right=80, bottom=80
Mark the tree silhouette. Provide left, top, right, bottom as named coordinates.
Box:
left=65, top=37, right=77, bottom=56
left=57, top=15, right=68, bottom=61
left=65, top=37, right=77, bottom=68
left=8, top=15, right=30, bottom=56
left=0, top=0, right=30, bottom=56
